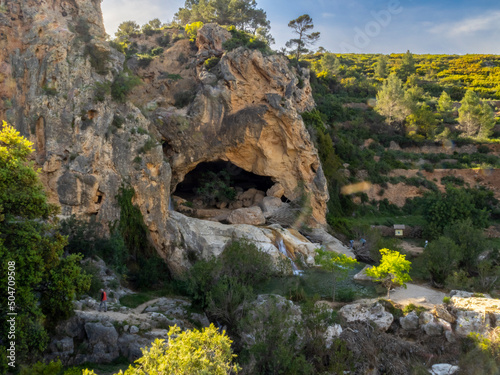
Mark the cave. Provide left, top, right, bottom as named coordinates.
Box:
left=174, top=161, right=276, bottom=204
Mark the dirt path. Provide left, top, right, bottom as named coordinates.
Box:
left=75, top=298, right=163, bottom=322
left=388, top=283, right=446, bottom=309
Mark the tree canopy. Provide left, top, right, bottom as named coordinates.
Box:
left=458, top=90, right=496, bottom=138
left=365, top=248, right=412, bottom=298
left=174, top=0, right=270, bottom=34
left=0, top=122, right=90, bottom=369
left=286, top=14, right=320, bottom=61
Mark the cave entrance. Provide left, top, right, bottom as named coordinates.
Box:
left=173, top=161, right=275, bottom=208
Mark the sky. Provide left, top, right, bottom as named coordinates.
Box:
left=101, top=0, right=500, bottom=54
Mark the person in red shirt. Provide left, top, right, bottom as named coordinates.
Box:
left=99, top=289, right=107, bottom=312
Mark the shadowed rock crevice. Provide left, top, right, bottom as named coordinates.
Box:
left=173, top=160, right=276, bottom=202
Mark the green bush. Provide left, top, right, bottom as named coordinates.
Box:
left=156, top=33, right=170, bottom=47
left=186, top=238, right=273, bottom=329
left=195, top=170, right=237, bottom=205
left=20, top=359, right=63, bottom=375
left=111, top=71, right=141, bottom=102
left=151, top=47, right=164, bottom=56
left=222, top=26, right=270, bottom=54
left=136, top=53, right=154, bottom=68
left=203, top=56, right=220, bottom=71
left=60, top=217, right=128, bottom=275
left=94, top=81, right=111, bottom=102
left=174, top=90, right=196, bottom=108
left=80, top=262, right=105, bottom=297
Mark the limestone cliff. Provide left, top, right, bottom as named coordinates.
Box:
left=0, top=1, right=330, bottom=273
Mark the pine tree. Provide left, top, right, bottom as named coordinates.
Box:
left=375, top=73, right=409, bottom=128
left=399, top=50, right=416, bottom=80
left=286, top=14, right=320, bottom=61
left=437, top=91, right=453, bottom=113
left=458, top=90, right=495, bottom=138
left=375, top=54, right=389, bottom=78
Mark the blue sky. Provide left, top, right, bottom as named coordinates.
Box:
left=101, top=0, right=500, bottom=54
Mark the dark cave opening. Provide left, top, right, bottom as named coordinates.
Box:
left=174, top=161, right=276, bottom=202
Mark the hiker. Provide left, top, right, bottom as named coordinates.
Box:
left=424, top=240, right=428, bottom=248
left=360, top=238, right=366, bottom=247
left=349, top=239, right=354, bottom=249
left=99, top=289, right=107, bottom=312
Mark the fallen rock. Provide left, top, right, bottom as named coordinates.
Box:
left=227, top=206, right=266, bottom=225
left=400, top=311, right=419, bottom=330
left=267, top=183, right=285, bottom=198
left=238, top=188, right=261, bottom=207
left=324, top=324, right=343, bottom=349
left=422, top=321, right=443, bottom=336
left=432, top=305, right=456, bottom=323
left=339, top=302, right=394, bottom=331
left=260, top=196, right=283, bottom=218
left=429, top=363, right=459, bottom=375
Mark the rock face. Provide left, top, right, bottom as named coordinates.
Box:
left=165, top=211, right=318, bottom=274
left=339, top=302, right=394, bottom=331
left=2, top=2, right=329, bottom=273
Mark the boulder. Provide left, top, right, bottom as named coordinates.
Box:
left=432, top=305, right=456, bottom=323
left=455, top=310, right=489, bottom=337
left=129, top=325, right=139, bottom=334
left=84, top=322, right=119, bottom=362
left=227, top=206, right=266, bottom=225
left=339, top=302, right=394, bottom=331
left=429, top=364, right=459, bottom=375
left=400, top=311, right=419, bottom=330
left=324, top=324, right=343, bottom=349
left=267, top=183, right=285, bottom=198
left=253, top=191, right=266, bottom=205
left=422, top=321, right=443, bottom=336
left=118, top=334, right=148, bottom=362
left=259, top=196, right=283, bottom=218
left=49, top=337, right=74, bottom=357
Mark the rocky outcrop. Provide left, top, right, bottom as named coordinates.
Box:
left=339, top=301, right=394, bottom=331
left=165, top=211, right=319, bottom=274
left=2, top=1, right=329, bottom=273
left=47, top=296, right=209, bottom=364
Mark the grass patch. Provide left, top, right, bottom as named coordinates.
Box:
left=256, top=266, right=378, bottom=301
left=119, top=293, right=155, bottom=308
left=65, top=356, right=130, bottom=374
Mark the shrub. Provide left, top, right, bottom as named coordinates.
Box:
left=222, top=26, right=270, bottom=54
left=174, top=90, right=196, bottom=108
left=185, top=21, right=204, bottom=42
left=136, top=53, right=154, bottom=68
left=94, top=81, right=111, bottom=102
left=204, top=56, right=220, bottom=71
left=20, top=359, right=63, bottom=375
left=111, top=71, right=141, bottom=102
left=150, top=47, right=164, bottom=56
left=80, top=261, right=105, bottom=297
left=156, top=33, right=170, bottom=47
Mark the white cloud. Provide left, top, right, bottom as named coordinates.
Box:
left=429, top=11, right=500, bottom=37
left=321, top=12, right=335, bottom=18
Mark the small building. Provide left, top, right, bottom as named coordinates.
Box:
left=394, top=224, right=405, bottom=237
